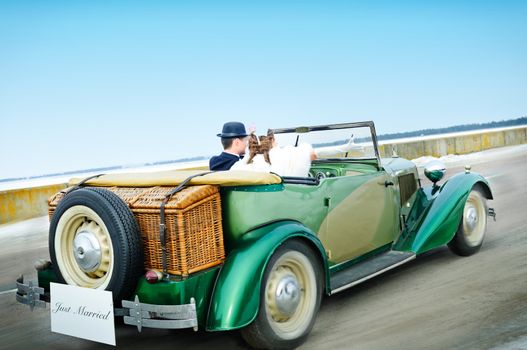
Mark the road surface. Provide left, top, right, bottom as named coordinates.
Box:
left=1, top=144, right=526, bottom=350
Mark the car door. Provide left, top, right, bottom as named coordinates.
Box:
left=317, top=170, right=399, bottom=264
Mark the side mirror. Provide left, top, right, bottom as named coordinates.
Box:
left=424, top=160, right=446, bottom=184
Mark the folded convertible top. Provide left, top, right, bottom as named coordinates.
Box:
left=69, top=169, right=282, bottom=187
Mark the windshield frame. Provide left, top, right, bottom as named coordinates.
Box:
left=269, top=121, right=382, bottom=170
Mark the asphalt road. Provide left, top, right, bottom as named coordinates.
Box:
left=1, top=144, right=526, bottom=350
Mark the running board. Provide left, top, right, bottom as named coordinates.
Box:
left=330, top=251, right=416, bottom=295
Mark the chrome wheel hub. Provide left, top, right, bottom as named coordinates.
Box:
left=465, top=206, right=478, bottom=232
left=275, top=275, right=301, bottom=318
left=56, top=205, right=113, bottom=289
left=462, top=191, right=487, bottom=246
left=263, top=250, right=317, bottom=339
left=73, top=226, right=102, bottom=273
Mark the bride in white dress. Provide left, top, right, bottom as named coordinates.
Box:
left=231, top=132, right=362, bottom=177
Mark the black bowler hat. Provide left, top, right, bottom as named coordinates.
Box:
left=216, top=121, right=248, bottom=138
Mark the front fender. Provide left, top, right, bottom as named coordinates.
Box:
left=395, top=172, right=492, bottom=254
left=206, top=221, right=328, bottom=331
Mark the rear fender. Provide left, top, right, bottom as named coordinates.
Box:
left=206, top=221, right=328, bottom=331
left=395, top=172, right=492, bottom=254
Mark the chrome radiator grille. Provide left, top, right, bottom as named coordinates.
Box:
left=398, top=173, right=417, bottom=205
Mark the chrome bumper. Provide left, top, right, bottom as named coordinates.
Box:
left=15, top=275, right=199, bottom=332
left=15, top=275, right=47, bottom=311
left=121, top=295, right=198, bottom=332
left=488, top=207, right=496, bottom=221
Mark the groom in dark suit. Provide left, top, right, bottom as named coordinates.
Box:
left=209, top=122, right=249, bottom=171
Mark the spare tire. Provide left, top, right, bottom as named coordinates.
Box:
left=49, top=187, right=143, bottom=301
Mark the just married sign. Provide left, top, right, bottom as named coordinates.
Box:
left=50, top=283, right=116, bottom=346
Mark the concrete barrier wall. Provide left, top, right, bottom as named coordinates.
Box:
left=0, top=184, right=67, bottom=225
left=378, top=126, right=527, bottom=159
left=1, top=126, right=526, bottom=225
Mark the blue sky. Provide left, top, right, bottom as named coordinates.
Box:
left=1, top=1, right=526, bottom=179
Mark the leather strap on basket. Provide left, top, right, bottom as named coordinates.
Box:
left=159, top=171, right=213, bottom=276
left=64, top=173, right=105, bottom=195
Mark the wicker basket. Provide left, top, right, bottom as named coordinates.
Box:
left=49, top=185, right=224, bottom=276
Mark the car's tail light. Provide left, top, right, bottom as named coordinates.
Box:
left=145, top=270, right=162, bottom=284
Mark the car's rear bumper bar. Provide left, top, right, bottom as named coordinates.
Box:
left=15, top=275, right=48, bottom=311
left=15, top=275, right=199, bottom=332
left=120, top=295, right=198, bottom=332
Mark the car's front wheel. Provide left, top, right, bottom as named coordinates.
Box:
left=448, top=187, right=488, bottom=256
left=241, top=239, right=323, bottom=349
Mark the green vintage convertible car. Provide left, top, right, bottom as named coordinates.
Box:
left=16, top=121, right=494, bottom=349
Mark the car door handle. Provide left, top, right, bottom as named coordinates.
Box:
left=384, top=181, right=394, bottom=187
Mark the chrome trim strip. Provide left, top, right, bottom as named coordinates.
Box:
left=0, top=288, right=16, bottom=296
left=331, top=254, right=416, bottom=295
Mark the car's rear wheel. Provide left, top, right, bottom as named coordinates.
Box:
left=49, top=187, right=143, bottom=301
left=241, top=240, right=323, bottom=349
left=448, top=188, right=488, bottom=256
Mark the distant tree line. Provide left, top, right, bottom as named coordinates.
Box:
left=314, top=116, right=527, bottom=147
left=145, top=156, right=208, bottom=166
left=0, top=156, right=209, bottom=183
left=375, top=116, right=527, bottom=141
